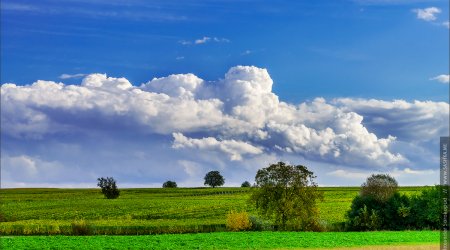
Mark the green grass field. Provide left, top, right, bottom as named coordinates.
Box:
left=1, top=231, right=439, bottom=250
left=0, top=186, right=426, bottom=235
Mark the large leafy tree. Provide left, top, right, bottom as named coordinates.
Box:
left=250, top=162, right=323, bottom=230
left=204, top=171, right=225, bottom=188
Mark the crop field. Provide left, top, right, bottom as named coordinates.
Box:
left=1, top=231, right=439, bottom=249
left=0, top=186, right=426, bottom=236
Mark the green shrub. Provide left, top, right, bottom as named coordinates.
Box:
left=348, top=205, right=381, bottom=231
left=249, top=215, right=273, bottom=231
left=351, top=193, right=415, bottom=230
left=345, top=188, right=449, bottom=231
left=226, top=211, right=252, bottom=231
left=382, top=192, right=412, bottom=230
left=346, top=174, right=416, bottom=231
left=410, top=185, right=445, bottom=229
left=293, top=219, right=326, bottom=232
left=329, top=222, right=346, bottom=232
left=71, top=219, right=90, bottom=235
left=397, top=205, right=410, bottom=218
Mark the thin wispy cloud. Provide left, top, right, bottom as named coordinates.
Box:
left=59, top=73, right=87, bottom=79
left=195, top=37, right=211, bottom=44
left=354, top=0, right=440, bottom=5
left=430, top=74, right=449, bottom=84
left=1, top=2, right=39, bottom=11
left=241, top=50, right=252, bottom=56
left=2, top=1, right=187, bottom=22
left=180, top=36, right=230, bottom=45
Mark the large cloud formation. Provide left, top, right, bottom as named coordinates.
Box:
left=1, top=66, right=448, bottom=187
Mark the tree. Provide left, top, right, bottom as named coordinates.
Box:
left=250, top=162, right=323, bottom=231
left=241, top=181, right=251, bottom=188
left=163, top=180, right=177, bottom=188
left=346, top=174, right=415, bottom=231
left=204, top=171, right=225, bottom=188
left=361, top=174, right=398, bottom=202
left=97, top=177, right=120, bottom=199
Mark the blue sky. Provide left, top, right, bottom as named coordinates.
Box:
left=2, top=0, right=448, bottom=101
left=1, top=0, right=449, bottom=187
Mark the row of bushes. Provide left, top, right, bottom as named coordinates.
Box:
left=346, top=185, right=445, bottom=231
left=226, top=185, right=445, bottom=233
left=225, top=174, right=447, bottom=233
left=226, top=211, right=327, bottom=232
left=0, top=220, right=228, bottom=236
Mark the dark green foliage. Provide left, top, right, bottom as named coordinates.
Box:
left=0, top=211, right=7, bottom=222
left=361, top=174, right=398, bottom=202
left=347, top=174, right=445, bottom=231
left=351, top=205, right=381, bottom=231
left=241, top=181, right=251, bottom=188
left=410, top=186, right=445, bottom=229
left=382, top=192, right=413, bottom=230
left=250, top=162, right=323, bottom=231
left=346, top=192, right=412, bottom=231
left=97, top=177, right=120, bottom=199
left=346, top=174, right=412, bottom=231
left=163, top=181, right=177, bottom=188
left=204, top=171, right=225, bottom=188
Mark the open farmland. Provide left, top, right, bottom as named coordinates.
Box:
left=0, top=186, right=426, bottom=235
left=1, top=231, right=439, bottom=250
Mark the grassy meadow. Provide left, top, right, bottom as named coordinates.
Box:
left=0, top=186, right=426, bottom=235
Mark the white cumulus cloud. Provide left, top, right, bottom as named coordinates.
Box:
left=1, top=65, right=448, bottom=187
left=413, top=7, right=441, bottom=21
left=172, top=133, right=263, bottom=161
left=333, top=98, right=449, bottom=142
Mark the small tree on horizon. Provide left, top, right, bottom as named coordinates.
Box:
left=241, top=181, right=251, bottom=188
left=163, top=180, right=177, bottom=188
left=97, top=177, right=120, bottom=199
left=204, top=171, right=225, bottom=188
